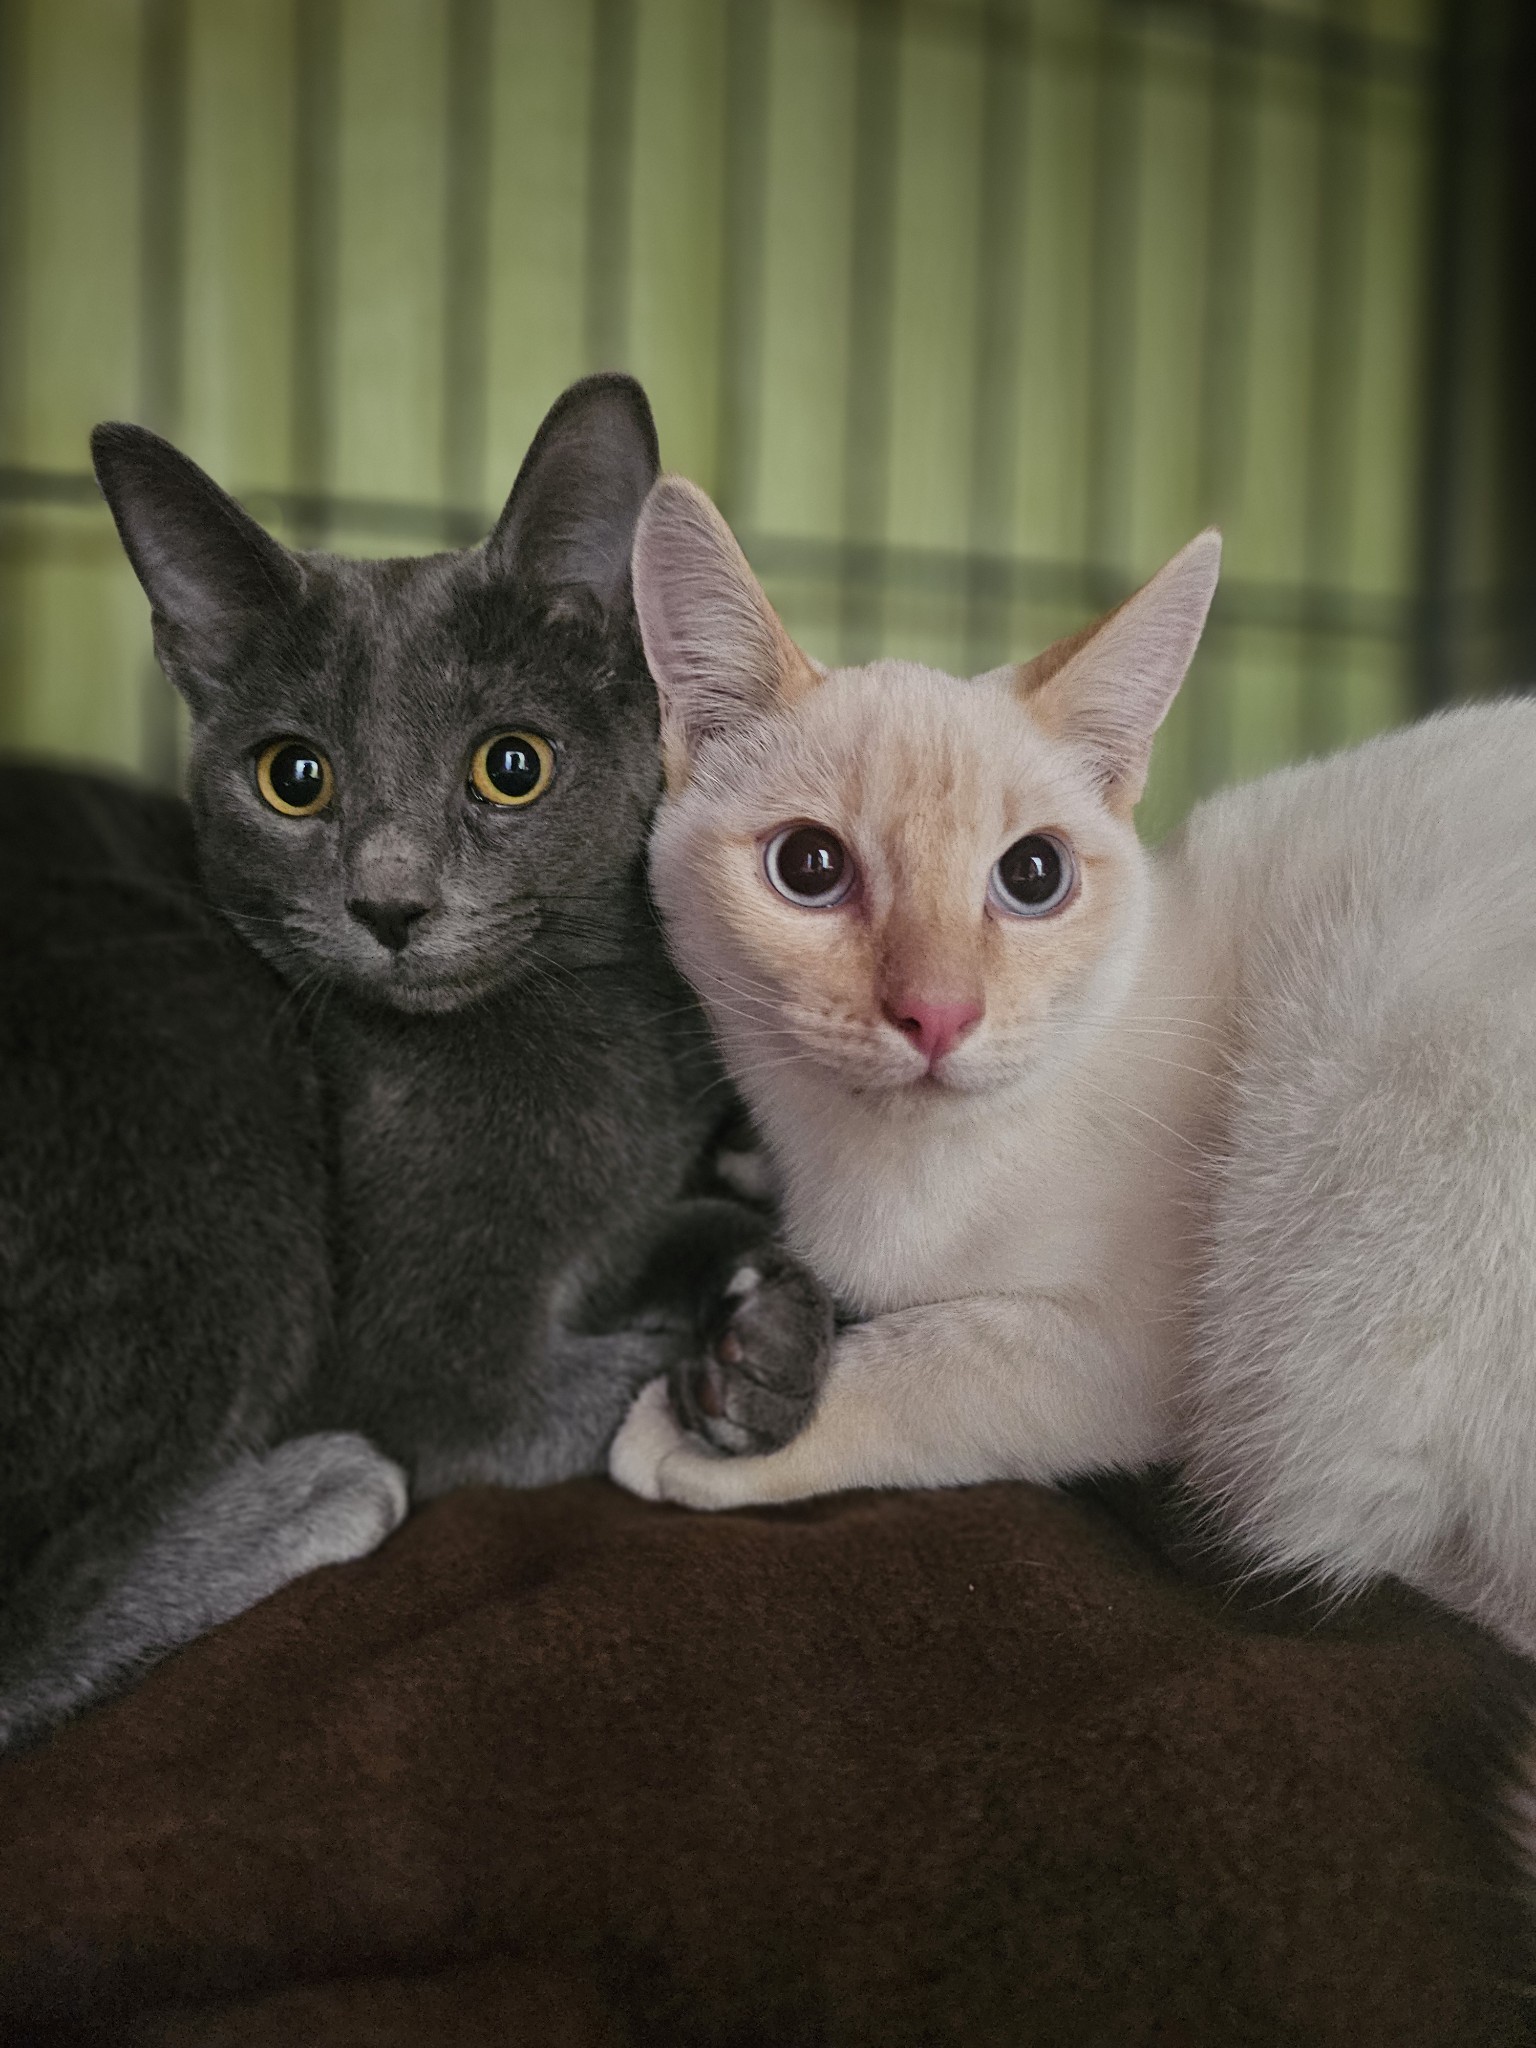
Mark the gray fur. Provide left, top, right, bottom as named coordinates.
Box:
left=0, top=1435, right=406, bottom=1745
left=0, top=765, right=397, bottom=1748
left=0, top=377, right=831, bottom=1750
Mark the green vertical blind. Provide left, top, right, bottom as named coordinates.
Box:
left=0, top=0, right=1501, bottom=833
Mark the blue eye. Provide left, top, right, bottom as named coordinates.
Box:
left=989, top=834, right=1074, bottom=918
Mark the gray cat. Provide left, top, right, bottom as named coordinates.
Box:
left=0, top=375, right=831, bottom=1748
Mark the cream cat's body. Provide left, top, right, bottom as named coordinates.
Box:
left=612, top=480, right=1536, bottom=1677
left=718, top=815, right=1211, bottom=1486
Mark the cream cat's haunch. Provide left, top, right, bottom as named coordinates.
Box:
left=610, top=476, right=1536, bottom=1670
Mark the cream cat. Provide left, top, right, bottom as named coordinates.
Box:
left=610, top=478, right=1536, bottom=1667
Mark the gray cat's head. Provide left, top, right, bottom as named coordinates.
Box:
left=92, top=375, right=662, bottom=1015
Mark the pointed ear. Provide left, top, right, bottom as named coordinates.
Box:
left=485, top=372, right=659, bottom=619
left=92, top=422, right=301, bottom=695
left=630, top=476, right=819, bottom=788
left=1017, top=529, right=1221, bottom=815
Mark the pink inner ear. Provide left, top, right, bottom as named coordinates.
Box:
left=634, top=476, right=824, bottom=759
left=1011, top=531, right=1221, bottom=811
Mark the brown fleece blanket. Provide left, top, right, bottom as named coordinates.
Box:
left=0, top=1476, right=1529, bottom=2047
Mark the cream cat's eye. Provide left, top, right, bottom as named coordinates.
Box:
left=256, top=739, right=334, bottom=817
left=470, top=730, right=555, bottom=808
left=988, top=833, right=1075, bottom=919
left=764, top=824, right=856, bottom=908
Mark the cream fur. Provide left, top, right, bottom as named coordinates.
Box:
left=613, top=489, right=1536, bottom=1737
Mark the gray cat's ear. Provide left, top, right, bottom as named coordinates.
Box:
left=91, top=424, right=301, bottom=693
left=485, top=373, right=659, bottom=618
left=1016, top=529, right=1221, bottom=815
left=631, top=476, right=820, bottom=788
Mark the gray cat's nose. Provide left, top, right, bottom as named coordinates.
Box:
left=348, top=897, right=432, bottom=953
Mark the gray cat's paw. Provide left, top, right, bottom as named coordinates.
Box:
left=670, top=1250, right=835, bottom=1455
left=254, top=1432, right=410, bottom=1579
left=0, top=1437, right=410, bottom=1754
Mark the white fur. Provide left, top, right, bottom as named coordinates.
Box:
left=622, top=695, right=1536, bottom=1614
left=615, top=487, right=1536, bottom=1880
left=617, top=512, right=1536, bottom=1655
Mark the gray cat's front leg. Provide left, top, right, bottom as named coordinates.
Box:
left=0, top=1432, right=406, bottom=1751
left=411, top=1328, right=683, bottom=1496
left=410, top=1198, right=835, bottom=1497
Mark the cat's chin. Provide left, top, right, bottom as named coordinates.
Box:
left=826, top=1061, right=1020, bottom=1110
left=317, top=955, right=522, bottom=1017
left=901, top=1071, right=1018, bottom=1106
left=365, top=978, right=485, bottom=1017
left=351, top=966, right=515, bottom=1016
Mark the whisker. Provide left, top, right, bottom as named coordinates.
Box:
left=1086, top=1081, right=1205, bottom=1158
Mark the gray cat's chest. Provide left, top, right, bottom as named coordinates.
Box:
left=327, top=983, right=692, bottom=1250
left=341, top=1021, right=615, bottom=1186
left=304, top=972, right=712, bottom=1463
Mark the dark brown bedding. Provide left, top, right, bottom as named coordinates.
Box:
left=0, top=1476, right=1529, bottom=2046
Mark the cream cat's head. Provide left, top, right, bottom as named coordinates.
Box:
left=634, top=479, right=1219, bottom=1110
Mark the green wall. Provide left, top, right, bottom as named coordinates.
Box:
left=0, top=0, right=1497, bottom=835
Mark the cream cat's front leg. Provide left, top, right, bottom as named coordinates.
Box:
left=609, top=1293, right=1174, bottom=1510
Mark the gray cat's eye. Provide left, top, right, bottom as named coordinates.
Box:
left=470, top=730, right=555, bottom=808
left=988, top=833, right=1075, bottom=919
left=256, top=738, right=333, bottom=818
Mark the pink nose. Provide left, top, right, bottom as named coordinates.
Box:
left=883, top=996, right=984, bottom=1068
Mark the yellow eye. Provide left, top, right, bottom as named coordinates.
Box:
left=470, top=730, right=554, bottom=808
left=256, top=739, right=333, bottom=817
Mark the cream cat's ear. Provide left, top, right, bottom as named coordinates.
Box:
left=632, top=477, right=819, bottom=788
left=1016, top=530, right=1221, bottom=815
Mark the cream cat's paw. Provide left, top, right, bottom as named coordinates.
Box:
left=610, top=1377, right=781, bottom=1510
left=609, top=1377, right=697, bottom=1501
